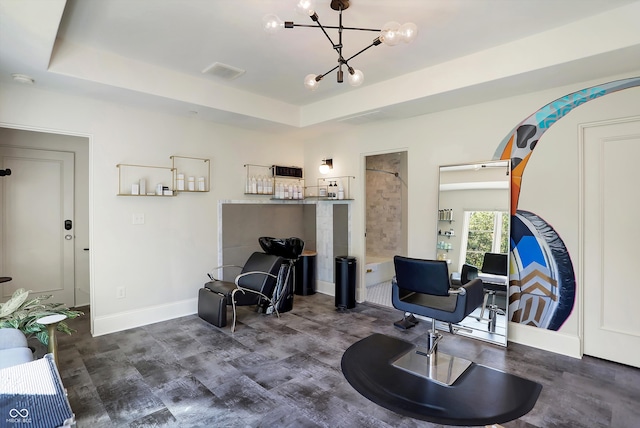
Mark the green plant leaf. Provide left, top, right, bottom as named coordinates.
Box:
left=0, top=288, right=31, bottom=317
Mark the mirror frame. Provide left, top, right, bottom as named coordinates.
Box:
left=437, top=160, right=511, bottom=346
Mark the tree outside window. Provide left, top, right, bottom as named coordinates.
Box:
left=460, top=211, right=509, bottom=268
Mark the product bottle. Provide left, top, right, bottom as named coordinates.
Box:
left=257, top=176, right=263, bottom=194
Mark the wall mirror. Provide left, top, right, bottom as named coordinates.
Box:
left=437, top=160, right=511, bottom=346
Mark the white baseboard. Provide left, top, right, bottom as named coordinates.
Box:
left=316, top=280, right=335, bottom=296
left=508, top=322, right=581, bottom=359
left=93, top=298, right=197, bottom=337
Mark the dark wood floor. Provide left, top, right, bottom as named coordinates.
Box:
left=51, top=293, right=639, bottom=427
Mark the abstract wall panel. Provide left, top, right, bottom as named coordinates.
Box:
left=494, top=77, right=640, bottom=330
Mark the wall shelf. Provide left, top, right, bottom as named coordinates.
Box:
left=171, top=155, right=210, bottom=193
left=116, top=163, right=175, bottom=196
left=316, top=176, right=355, bottom=200
left=244, top=164, right=274, bottom=196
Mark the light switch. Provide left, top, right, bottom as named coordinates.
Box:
left=132, top=213, right=145, bottom=225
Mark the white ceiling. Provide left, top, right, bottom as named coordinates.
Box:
left=1, top=0, right=640, bottom=135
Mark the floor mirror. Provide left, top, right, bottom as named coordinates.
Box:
left=437, top=160, right=511, bottom=346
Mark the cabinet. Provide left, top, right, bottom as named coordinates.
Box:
left=171, top=156, right=210, bottom=192
left=116, top=163, right=175, bottom=196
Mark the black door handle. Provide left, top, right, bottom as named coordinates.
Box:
left=65, top=219, right=72, bottom=230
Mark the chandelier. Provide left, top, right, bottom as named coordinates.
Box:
left=263, top=0, right=418, bottom=91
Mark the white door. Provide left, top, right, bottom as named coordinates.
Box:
left=0, top=147, right=75, bottom=307
left=582, top=117, right=640, bottom=368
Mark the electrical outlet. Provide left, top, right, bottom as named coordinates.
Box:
left=132, top=213, right=145, bottom=225
left=116, top=286, right=126, bottom=299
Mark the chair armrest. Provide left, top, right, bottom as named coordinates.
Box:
left=207, top=264, right=243, bottom=280
left=460, top=278, right=485, bottom=313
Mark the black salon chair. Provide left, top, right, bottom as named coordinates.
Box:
left=461, top=252, right=508, bottom=330
left=391, top=256, right=484, bottom=385
left=202, top=252, right=284, bottom=332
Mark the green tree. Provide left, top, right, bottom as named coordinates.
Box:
left=464, top=211, right=508, bottom=267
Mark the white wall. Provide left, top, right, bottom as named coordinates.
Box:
left=2, top=70, right=640, bottom=358
left=303, top=71, right=640, bottom=357
left=0, top=84, right=303, bottom=336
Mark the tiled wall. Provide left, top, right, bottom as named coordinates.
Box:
left=366, top=153, right=407, bottom=258
left=219, top=201, right=350, bottom=286
left=221, top=203, right=315, bottom=281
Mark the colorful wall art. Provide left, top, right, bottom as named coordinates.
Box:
left=494, top=77, right=640, bottom=330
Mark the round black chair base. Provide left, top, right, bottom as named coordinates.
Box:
left=341, top=333, right=542, bottom=426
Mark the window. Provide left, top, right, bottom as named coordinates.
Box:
left=459, top=211, right=509, bottom=269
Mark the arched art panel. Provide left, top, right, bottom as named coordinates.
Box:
left=494, top=77, right=640, bottom=330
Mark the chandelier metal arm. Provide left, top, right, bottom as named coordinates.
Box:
left=287, top=23, right=380, bottom=32
left=344, top=37, right=382, bottom=63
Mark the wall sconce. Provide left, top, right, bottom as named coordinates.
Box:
left=319, top=158, right=333, bottom=174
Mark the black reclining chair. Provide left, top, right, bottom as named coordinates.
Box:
left=199, top=252, right=284, bottom=332
left=391, top=256, right=484, bottom=385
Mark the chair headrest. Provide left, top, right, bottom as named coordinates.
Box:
left=393, top=256, right=451, bottom=296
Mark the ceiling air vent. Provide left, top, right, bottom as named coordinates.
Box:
left=201, top=62, right=245, bottom=80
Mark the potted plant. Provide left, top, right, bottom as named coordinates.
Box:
left=0, top=288, right=84, bottom=345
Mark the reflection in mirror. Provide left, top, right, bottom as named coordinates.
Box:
left=437, top=160, right=510, bottom=346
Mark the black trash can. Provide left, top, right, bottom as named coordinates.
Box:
left=295, top=251, right=317, bottom=295
left=335, top=256, right=357, bottom=310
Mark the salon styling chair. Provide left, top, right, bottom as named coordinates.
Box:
left=201, top=252, right=284, bottom=332
left=461, top=252, right=508, bottom=331
left=391, top=256, right=484, bottom=385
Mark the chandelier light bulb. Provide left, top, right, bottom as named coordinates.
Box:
left=295, top=0, right=316, bottom=16
left=304, top=74, right=320, bottom=91
left=399, top=22, right=418, bottom=43
left=348, top=69, right=364, bottom=87
left=380, top=21, right=401, bottom=46
left=262, top=14, right=284, bottom=34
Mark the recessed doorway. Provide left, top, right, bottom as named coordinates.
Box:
left=364, top=151, right=408, bottom=307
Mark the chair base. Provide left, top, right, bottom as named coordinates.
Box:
left=392, top=347, right=473, bottom=386
left=394, top=313, right=418, bottom=330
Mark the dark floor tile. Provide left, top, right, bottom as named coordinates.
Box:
left=65, top=383, right=114, bottom=427
left=129, top=408, right=177, bottom=428
left=96, top=374, right=167, bottom=425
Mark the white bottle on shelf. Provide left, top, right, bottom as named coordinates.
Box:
left=198, top=176, right=205, bottom=191
left=251, top=176, right=257, bottom=194
left=257, top=176, right=263, bottom=194
left=177, top=174, right=185, bottom=191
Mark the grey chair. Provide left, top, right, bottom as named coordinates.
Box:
left=0, top=328, right=34, bottom=369
left=203, top=252, right=284, bottom=332
left=391, top=255, right=484, bottom=385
